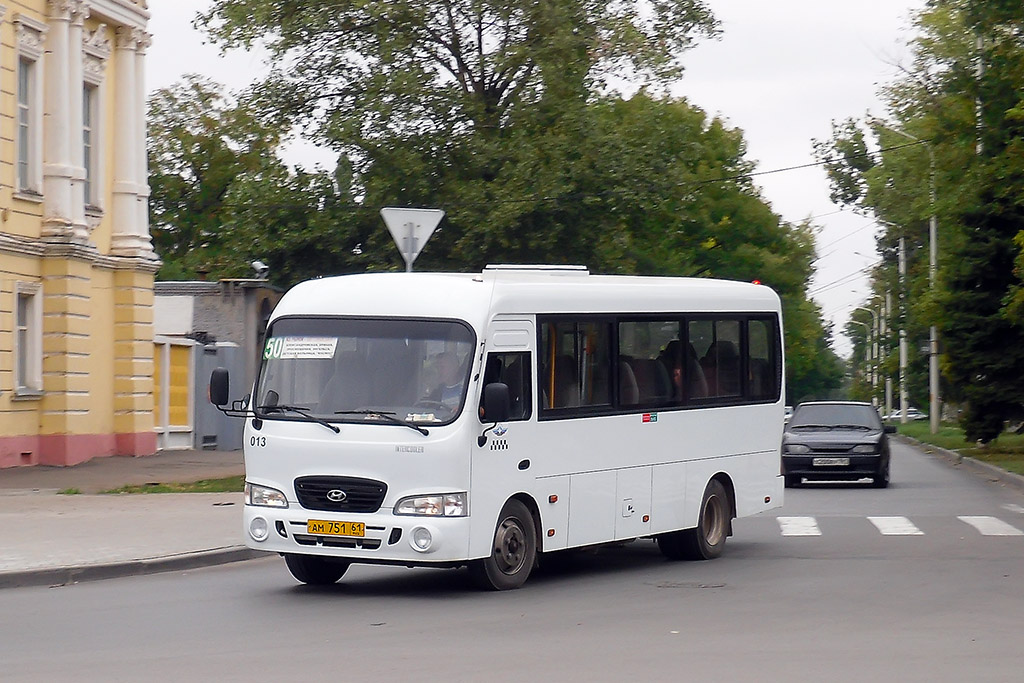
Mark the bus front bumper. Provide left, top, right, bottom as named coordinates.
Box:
left=242, top=505, right=474, bottom=565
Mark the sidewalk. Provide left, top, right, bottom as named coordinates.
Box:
left=0, top=449, right=259, bottom=589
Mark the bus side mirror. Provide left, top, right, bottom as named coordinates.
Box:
left=482, top=382, right=511, bottom=423
left=210, top=368, right=230, bottom=407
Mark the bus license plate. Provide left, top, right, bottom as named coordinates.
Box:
left=813, top=457, right=850, bottom=467
left=307, top=520, right=365, bottom=537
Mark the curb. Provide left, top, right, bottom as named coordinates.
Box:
left=0, top=546, right=266, bottom=590
left=897, top=435, right=1024, bottom=494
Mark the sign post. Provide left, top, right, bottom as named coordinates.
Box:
left=380, top=207, right=445, bottom=272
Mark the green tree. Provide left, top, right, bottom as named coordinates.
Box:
left=148, top=75, right=283, bottom=279
left=195, top=2, right=841, bottom=394
left=814, top=0, right=1024, bottom=442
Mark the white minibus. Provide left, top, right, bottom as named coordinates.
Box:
left=210, top=265, right=785, bottom=590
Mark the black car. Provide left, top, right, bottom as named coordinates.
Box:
left=782, top=401, right=896, bottom=488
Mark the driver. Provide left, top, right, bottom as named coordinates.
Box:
left=425, top=352, right=465, bottom=411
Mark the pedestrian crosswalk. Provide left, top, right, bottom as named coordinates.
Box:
left=775, top=515, right=1023, bottom=537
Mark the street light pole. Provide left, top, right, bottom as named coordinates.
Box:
left=872, top=120, right=940, bottom=433
left=853, top=306, right=880, bottom=407
left=849, top=319, right=873, bottom=399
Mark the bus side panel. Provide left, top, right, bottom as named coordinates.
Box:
left=536, top=475, right=570, bottom=552
left=567, top=470, right=617, bottom=547
left=614, top=466, right=652, bottom=540
left=651, top=461, right=689, bottom=534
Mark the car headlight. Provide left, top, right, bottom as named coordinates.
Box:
left=395, top=492, right=468, bottom=517
left=851, top=444, right=879, bottom=454
left=245, top=482, right=289, bottom=508
left=784, top=444, right=811, bottom=454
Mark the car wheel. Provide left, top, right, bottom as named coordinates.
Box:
left=784, top=474, right=801, bottom=488
left=872, top=466, right=890, bottom=488
left=469, top=499, right=537, bottom=590
left=283, top=554, right=350, bottom=585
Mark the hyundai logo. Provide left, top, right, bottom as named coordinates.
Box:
left=326, top=489, right=348, bottom=502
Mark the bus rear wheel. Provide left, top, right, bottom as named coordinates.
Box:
left=658, top=479, right=730, bottom=561
left=283, top=554, right=351, bottom=585
left=469, top=499, right=537, bottom=591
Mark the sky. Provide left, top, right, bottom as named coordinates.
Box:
left=146, top=0, right=928, bottom=357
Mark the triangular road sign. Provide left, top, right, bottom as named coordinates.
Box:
left=380, top=207, right=445, bottom=271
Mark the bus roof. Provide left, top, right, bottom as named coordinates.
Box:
left=271, top=266, right=781, bottom=326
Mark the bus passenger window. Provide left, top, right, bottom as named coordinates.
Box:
left=480, top=352, right=532, bottom=421
left=539, top=320, right=611, bottom=412
left=690, top=318, right=741, bottom=399
left=748, top=318, right=778, bottom=400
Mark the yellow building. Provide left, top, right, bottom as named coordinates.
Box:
left=0, top=1, right=155, bottom=468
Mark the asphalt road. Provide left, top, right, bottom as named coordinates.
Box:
left=3, top=440, right=1023, bottom=682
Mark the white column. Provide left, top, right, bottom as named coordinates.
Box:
left=135, top=32, right=152, bottom=247
left=110, top=26, right=145, bottom=255
left=68, top=1, right=88, bottom=241
left=42, top=0, right=75, bottom=241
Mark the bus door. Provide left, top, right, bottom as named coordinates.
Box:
left=472, top=319, right=545, bottom=543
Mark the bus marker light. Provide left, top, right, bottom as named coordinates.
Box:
left=548, top=495, right=558, bottom=504
left=765, top=497, right=771, bottom=504
left=643, top=515, right=650, bottom=523
left=547, top=529, right=555, bottom=537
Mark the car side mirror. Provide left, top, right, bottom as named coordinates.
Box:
left=884, top=425, right=897, bottom=434
left=210, top=368, right=230, bottom=406
left=481, top=382, right=511, bottom=423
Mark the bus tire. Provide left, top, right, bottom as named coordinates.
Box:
left=679, top=479, right=730, bottom=561
left=283, top=553, right=350, bottom=585
left=469, top=499, right=536, bottom=590
left=656, top=532, right=686, bottom=560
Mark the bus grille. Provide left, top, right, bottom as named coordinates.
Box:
left=294, top=476, right=388, bottom=513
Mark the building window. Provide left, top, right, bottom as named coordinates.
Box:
left=14, top=283, right=43, bottom=395
left=83, top=84, right=97, bottom=206
left=17, top=58, right=36, bottom=193
left=14, top=13, right=46, bottom=198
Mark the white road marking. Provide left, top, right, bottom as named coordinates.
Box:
left=867, top=516, right=924, bottom=535
left=777, top=516, right=821, bottom=536
left=1001, top=503, right=1024, bottom=515
left=957, top=516, right=1024, bottom=536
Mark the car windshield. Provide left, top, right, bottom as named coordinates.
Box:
left=789, top=404, right=881, bottom=431
left=254, top=317, right=475, bottom=425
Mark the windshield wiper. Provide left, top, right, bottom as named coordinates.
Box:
left=790, top=424, right=834, bottom=431
left=335, top=410, right=429, bottom=436
left=833, top=424, right=872, bottom=431
left=256, top=404, right=340, bottom=434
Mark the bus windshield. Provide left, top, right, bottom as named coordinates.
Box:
left=255, top=317, right=476, bottom=425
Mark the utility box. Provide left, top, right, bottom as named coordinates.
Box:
left=194, top=343, right=245, bottom=451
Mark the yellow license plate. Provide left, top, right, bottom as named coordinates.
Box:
left=307, top=520, right=365, bottom=537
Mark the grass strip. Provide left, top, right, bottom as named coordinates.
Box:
left=897, top=422, right=1024, bottom=476
left=102, top=475, right=245, bottom=495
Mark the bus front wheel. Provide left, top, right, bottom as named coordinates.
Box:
left=283, top=553, right=350, bottom=585
left=469, top=499, right=537, bottom=590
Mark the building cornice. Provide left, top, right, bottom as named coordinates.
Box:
left=86, top=0, right=149, bottom=28
left=0, top=232, right=161, bottom=273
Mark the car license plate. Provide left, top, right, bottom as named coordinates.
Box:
left=813, top=457, right=850, bottom=467
left=307, top=520, right=365, bottom=537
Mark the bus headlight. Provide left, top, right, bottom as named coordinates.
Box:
left=245, top=482, right=289, bottom=508
left=395, top=492, right=468, bottom=517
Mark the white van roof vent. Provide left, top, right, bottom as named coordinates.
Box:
left=482, top=264, right=589, bottom=276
